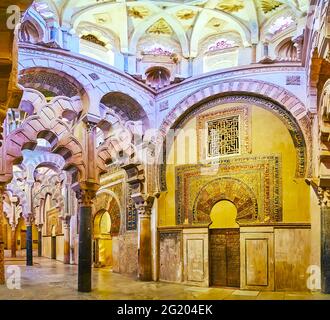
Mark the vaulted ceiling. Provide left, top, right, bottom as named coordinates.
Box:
left=31, top=0, right=310, bottom=57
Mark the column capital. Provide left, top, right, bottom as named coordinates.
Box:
left=133, top=194, right=155, bottom=217
left=61, top=215, right=71, bottom=228
left=75, top=189, right=96, bottom=207
left=24, top=213, right=34, bottom=227
left=81, top=115, right=100, bottom=131
left=318, top=187, right=330, bottom=207
left=73, top=182, right=99, bottom=207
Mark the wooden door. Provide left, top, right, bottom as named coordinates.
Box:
left=210, top=228, right=240, bottom=287
left=51, top=236, right=56, bottom=259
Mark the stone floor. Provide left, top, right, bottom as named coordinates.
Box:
left=1, top=255, right=330, bottom=300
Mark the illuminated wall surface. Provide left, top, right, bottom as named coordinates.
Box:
left=0, top=0, right=329, bottom=297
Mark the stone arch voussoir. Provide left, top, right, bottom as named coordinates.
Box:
left=193, top=177, right=258, bottom=224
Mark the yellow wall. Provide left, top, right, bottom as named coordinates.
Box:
left=43, top=236, right=51, bottom=258
left=3, top=218, right=10, bottom=249
left=56, top=235, right=64, bottom=262
left=99, top=238, right=112, bottom=266
left=210, top=200, right=239, bottom=229
left=13, top=219, right=39, bottom=250
left=159, top=103, right=310, bottom=226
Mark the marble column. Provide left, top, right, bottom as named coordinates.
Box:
left=26, top=215, right=33, bottom=266
left=63, top=217, right=70, bottom=264
left=73, top=119, right=99, bottom=291
left=76, top=188, right=96, bottom=292
left=11, top=225, right=16, bottom=258
left=24, top=179, right=34, bottom=266
left=188, top=57, right=194, bottom=77
left=37, top=224, right=42, bottom=257
left=0, top=184, right=5, bottom=284
left=263, top=42, right=269, bottom=57
left=94, top=238, right=100, bottom=267
left=320, top=186, right=330, bottom=293
left=136, top=197, right=154, bottom=281
left=251, top=43, right=257, bottom=64
left=317, top=187, right=330, bottom=293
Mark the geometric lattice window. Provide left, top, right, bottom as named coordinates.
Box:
left=207, top=115, right=240, bottom=157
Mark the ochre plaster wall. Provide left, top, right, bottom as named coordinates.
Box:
left=159, top=103, right=310, bottom=226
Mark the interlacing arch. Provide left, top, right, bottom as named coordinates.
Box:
left=97, top=110, right=137, bottom=173
left=6, top=178, right=29, bottom=219
left=33, top=173, right=65, bottom=212
left=0, top=86, right=85, bottom=182
left=96, top=93, right=147, bottom=173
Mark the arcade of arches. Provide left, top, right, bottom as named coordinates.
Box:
left=0, top=0, right=330, bottom=298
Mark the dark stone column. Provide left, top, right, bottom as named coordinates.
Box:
left=78, top=205, right=92, bottom=292
left=75, top=187, right=97, bottom=293
left=73, top=120, right=99, bottom=292
left=26, top=222, right=33, bottom=266
left=37, top=225, right=42, bottom=257
left=0, top=185, right=5, bottom=284
left=321, top=205, right=330, bottom=293
left=11, top=226, right=16, bottom=258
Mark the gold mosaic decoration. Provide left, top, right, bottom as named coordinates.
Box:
left=147, top=19, right=173, bottom=35
left=175, top=154, right=282, bottom=225
left=176, top=9, right=196, bottom=20
left=216, top=0, right=245, bottom=13
left=128, top=6, right=150, bottom=19
left=260, top=0, right=283, bottom=14
left=197, top=106, right=251, bottom=162
left=81, top=34, right=106, bottom=47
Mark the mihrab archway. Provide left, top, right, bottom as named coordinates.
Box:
left=93, top=191, right=121, bottom=268
left=193, top=177, right=258, bottom=224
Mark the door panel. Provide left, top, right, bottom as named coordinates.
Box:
left=210, top=229, right=240, bottom=287
left=210, top=230, right=227, bottom=286
left=226, top=230, right=240, bottom=287
left=51, top=236, right=56, bottom=259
